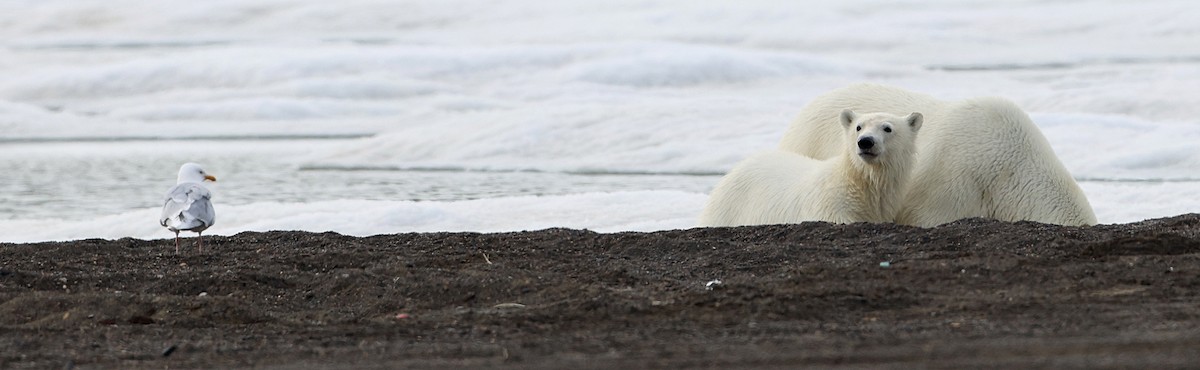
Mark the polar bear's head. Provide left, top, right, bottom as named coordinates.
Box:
left=839, top=109, right=922, bottom=165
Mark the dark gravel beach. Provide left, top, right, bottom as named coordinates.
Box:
left=3, top=215, right=1200, bottom=369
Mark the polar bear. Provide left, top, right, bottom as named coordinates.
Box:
left=779, top=83, right=1097, bottom=227
left=699, top=110, right=922, bottom=226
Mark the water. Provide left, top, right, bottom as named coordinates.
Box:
left=0, top=138, right=717, bottom=221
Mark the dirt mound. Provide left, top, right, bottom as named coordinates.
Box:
left=3, top=215, right=1200, bottom=369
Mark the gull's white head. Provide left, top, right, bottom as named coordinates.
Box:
left=177, top=163, right=217, bottom=184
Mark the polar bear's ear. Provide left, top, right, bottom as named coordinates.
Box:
left=906, top=112, right=923, bottom=132
left=840, top=109, right=857, bottom=128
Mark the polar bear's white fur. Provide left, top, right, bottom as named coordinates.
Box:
left=779, top=83, right=1097, bottom=227
left=699, top=110, right=922, bottom=226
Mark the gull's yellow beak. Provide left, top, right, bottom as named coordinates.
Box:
left=204, top=175, right=217, bottom=182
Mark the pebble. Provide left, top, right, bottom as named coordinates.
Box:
left=705, top=279, right=722, bottom=290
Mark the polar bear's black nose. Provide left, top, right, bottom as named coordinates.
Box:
left=857, top=137, right=875, bottom=150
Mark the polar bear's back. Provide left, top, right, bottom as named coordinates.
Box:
left=781, top=83, right=945, bottom=158
left=900, top=97, right=1097, bottom=226
left=698, top=150, right=833, bottom=227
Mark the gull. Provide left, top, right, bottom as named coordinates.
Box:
left=160, top=163, right=217, bottom=253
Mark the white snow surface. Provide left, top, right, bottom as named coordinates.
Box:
left=2, top=0, right=1200, bottom=241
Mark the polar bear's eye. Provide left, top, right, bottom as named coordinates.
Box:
left=884, top=126, right=892, bottom=133
left=855, top=125, right=862, bottom=132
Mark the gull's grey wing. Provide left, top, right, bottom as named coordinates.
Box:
left=160, top=183, right=214, bottom=230
left=191, top=190, right=216, bottom=228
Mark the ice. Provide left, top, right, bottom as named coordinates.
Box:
left=1082, top=181, right=1200, bottom=225
left=1033, top=113, right=1200, bottom=181
left=2, top=0, right=1199, bottom=241
left=565, top=43, right=869, bottom=88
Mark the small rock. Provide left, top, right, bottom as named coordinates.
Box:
left=198, top=292, right=208, bottom=297
left=705, top=279, right=723, bottom=290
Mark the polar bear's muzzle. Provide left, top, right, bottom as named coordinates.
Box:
left=857, top=137, right=879, bottom=158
